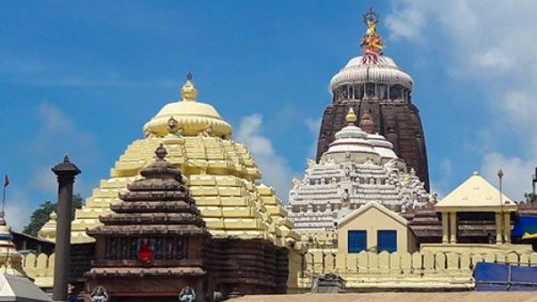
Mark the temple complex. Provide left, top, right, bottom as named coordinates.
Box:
left=39, top=73, right=303, bottom=295
left=288, top=107, right=431, bottom=247
left=316, top=8, right=430, bottom=190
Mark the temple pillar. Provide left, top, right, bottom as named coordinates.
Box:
left=449, top=212, right=457, bottom=244
left=441, top=212, right=449, bottom=244
left=503, top=212, right=511, bottom=244
left=495, top=212, right=503, bottom=244
left=52, top=156, right=81, bottom=302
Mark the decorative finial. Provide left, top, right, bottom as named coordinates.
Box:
left=50, top=211, right=57, bottom=221
left=64, top=154, right=70, bottom=163
left=181, top=72, right=198, bottom=101
left=346, top=108, right=357, bottom=124
left=155, top=144, right=168, bottom=160
left=361, top=7, right=384, bottom=64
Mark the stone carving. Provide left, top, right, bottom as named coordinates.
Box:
left=292, top=178, right=301, bottom=189
left=289, top=107, right=431, bottom=234
left=178, top=286, right=197, bottom=302
left=167, top=116, right=183, bottom=136
left=144, top=129, right=157, bottom=138
left=197, top=125, right=213, bottom=137
left=90, top=286, right=109, bottom=302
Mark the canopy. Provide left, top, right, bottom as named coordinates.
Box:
left=0, top=274, right=51, bottom=302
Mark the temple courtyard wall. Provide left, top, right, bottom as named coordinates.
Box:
left=298, top=249, right=537, bottom=291
left=19, top=248, right=537, bottom=292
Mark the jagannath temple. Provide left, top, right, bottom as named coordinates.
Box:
left=5, top=6, right=537, bottom=301
left=288, top=9, right=432, bottom=248
left=316, top=8, right=430, bottom=190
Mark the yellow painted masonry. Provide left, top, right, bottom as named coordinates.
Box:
left=46, top=135, right=300, bottom=247
left=38, top=76, right=301, bottom=254
left=300, top=250, right=537, bottom=290
left=21, top=253, right=54, bottom=289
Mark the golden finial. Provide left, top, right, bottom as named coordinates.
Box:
left=361, top=7, right=384, bottom=63
left=181, top=72, right=197, bottom=101
left=346, top=108, right=357, bottom=124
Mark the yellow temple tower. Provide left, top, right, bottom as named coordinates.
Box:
left=39, top=73, right=302, bottom=290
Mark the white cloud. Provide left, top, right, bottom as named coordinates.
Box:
left=305, top=117, right=321, bottom=158
left=430, top=159, right=454, bottom=198
left=236, top=114, right=298, bottom=202
left=4, top=102, right=99, bottom=230
left=481, top=153, right=535, bottom=200
left=30, top=166, right=57, bottom=194
left=4, top=187, right=33, bottom=232
left=387, top=0, right=537, bottom=199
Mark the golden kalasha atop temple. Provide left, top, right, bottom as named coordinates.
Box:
left=39, top=74, right=300, bottom=249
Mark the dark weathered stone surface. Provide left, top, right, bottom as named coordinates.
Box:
left=86, top=144, right=210, bottom=301
left=316, top=97, right=430, bottom=191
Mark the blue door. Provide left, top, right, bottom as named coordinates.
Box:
left=348, top=230, right=367, bottom=253
left=377, top=230, right=397, bottom=252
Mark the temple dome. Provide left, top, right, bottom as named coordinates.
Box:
left=330, top=55, right=414, bottom=92
left=323, top=108, right=380, bottom=163
left=368, top=133, right=398, bottom=160
left=144, top=74, right=232, bottom=138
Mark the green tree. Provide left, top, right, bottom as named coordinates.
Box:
left=23, top=194, right=84, bottom=237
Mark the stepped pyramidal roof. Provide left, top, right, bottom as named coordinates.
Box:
left=40, top=74, right=300, bottom=251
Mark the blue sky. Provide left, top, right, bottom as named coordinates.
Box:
left=1, top=0, right=536, bottom=230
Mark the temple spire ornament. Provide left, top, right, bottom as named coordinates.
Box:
left=361, top=7, right=384, bottom=64
left=181, top=72, right=198, bottom=101
left=346, top=107, right=357, bottom=124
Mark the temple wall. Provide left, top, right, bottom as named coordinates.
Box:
left=298, top=250, right=537, bottom=290
left=21, top=253, right=55, bottom=289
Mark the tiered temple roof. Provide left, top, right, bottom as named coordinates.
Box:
left=87, top=144, right=208, bottom=278
left=0, top=214, right=26, bottom=277
left=288, top=108, right=431, bottom=234
left=40, top=74, right=300, bottom=251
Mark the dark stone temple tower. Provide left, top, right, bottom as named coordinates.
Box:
left=86, top=144, right=210, bottom=302
left=316, top=8, right=430, bottom=190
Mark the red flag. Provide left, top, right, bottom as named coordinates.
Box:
left=3, top=175, right=8, bottom=188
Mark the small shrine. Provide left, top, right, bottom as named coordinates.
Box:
left=86, top=144, right=210, bottom=302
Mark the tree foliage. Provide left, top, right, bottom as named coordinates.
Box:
left=23, top=194, right=84, bottom=237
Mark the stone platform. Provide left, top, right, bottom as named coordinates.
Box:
left=232, top=292, right=537, bottom=302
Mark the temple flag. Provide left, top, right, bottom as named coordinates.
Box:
left=3, top=175, right=8, bottom=188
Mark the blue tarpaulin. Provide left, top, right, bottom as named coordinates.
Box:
left=512, top=215, right=537, bottom=239
left=474, top=262, right=537, bottom=291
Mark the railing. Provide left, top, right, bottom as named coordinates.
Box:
left=298, top=250, right=537, bottom=290
left=21, top=253, right=55, bottom=288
